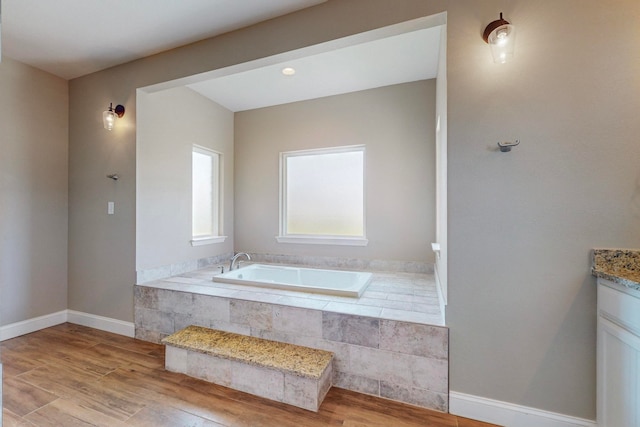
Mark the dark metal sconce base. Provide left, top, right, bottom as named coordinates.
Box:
left=114, top=105, right=125, bottom=118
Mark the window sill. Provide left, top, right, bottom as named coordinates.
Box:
left=190, top=236, right=227, bottom=246
left=275, top=235, right=368, bottom=246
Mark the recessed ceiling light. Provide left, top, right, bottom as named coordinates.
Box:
left=281, top=67, right=296, bottom=76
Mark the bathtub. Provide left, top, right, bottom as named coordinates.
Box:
left=212, top=264, right=372, bottom=297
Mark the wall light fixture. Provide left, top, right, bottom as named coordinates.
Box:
left=103, top=103, right=125, bottom=131
left=483, top=13, right=515, bottom=64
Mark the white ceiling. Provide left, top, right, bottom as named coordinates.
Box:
left=2, top=1, right=443, bottom=111
left=187, top=26, right=442, bottom=112
left=2, top=0, right=326, bottom=79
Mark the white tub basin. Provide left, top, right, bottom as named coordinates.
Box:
left=212, top=264, right=372, bottom=297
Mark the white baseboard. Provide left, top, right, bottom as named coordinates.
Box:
left=0, top=310, right=68, bottom=341
left=0, top=310, right=134, bottom=341
left=450, top=392, right=597, bottom=427
left=67, top=310, right=135, bottom=338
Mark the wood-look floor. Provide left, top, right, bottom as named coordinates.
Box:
left=1, top=323, right=499, bottom=427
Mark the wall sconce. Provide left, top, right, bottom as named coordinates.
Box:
left=103, top=103, right=125, bottom=131
left=483, top=13, right=516, bottom=63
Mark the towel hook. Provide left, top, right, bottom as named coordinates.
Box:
left=497, top=140, right=520, bottom=152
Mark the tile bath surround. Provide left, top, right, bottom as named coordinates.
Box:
left=136, top=252, right=434, bottom=285
left=134, top=264, right=448, bottom=412
left=137, top=253, right=233, bottom=284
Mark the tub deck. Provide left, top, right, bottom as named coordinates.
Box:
left=142, top=264, right=443, bottom=326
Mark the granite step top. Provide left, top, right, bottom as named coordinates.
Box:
left=162, top=325, right=333, bottom=379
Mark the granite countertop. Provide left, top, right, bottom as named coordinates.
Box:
left=162, top=325, right=333, bottom=379
left=592, top=248, right=640, bottom=291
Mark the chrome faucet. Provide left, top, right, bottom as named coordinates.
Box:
left=230, top=252, right=251, bottom=271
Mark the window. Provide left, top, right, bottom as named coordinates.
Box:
left=191, top=145, right=225, bottom=245
left=278, top=145, right=367, bottom=246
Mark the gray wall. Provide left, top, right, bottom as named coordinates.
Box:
left=234, top=81, right=436, bottom=262
left=447, top=1, right=640, bottom=419
left=66, top=0, right=640, bottom=420
left=0, top=58, right=68, bottom=325
left=68, top=68, right=137, bottom=322
left=137, top=87, right=234, bottom=271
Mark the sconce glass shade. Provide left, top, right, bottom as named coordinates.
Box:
left=483, top=13, right=516, bottom=64
left=103, top=108, right=116, bottom=131
left=102, top=103, right=125, bottom=131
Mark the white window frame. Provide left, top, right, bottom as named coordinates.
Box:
left=277, top=145, right=368, bottom=246
left=190, top=145, right=226, bottom=246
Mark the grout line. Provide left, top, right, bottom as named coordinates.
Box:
left=19, top=397, right=61, bottom=420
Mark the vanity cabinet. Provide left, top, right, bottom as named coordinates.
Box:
left=597, top=279, right=640, bottom=427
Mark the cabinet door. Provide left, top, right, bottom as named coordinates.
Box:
left=598, top=316, right=640, bottom=427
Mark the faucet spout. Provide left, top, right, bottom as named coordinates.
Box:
left=230, top=252, right=251, bottom=271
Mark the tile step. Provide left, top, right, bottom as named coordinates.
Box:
left=163, top=325, right=333, bottom=411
